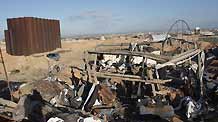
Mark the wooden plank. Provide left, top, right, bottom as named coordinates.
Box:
left=171, top=37, right=195, bottom=44
left=0, top=114, right=14, bottom=121
left=91, top=105, right=114, bottom=110
left=95, top=43, right=130, bottom=49
left=172, top=49, right=198, bottom=59
left=156, top=49, right=201, bottom=69
left=0, top=98, right=17, bottom=108
left=88, top=50, right=170, bottom=62
left=92, top=72, right=171, bottom=84
left=154, top=90, right=170, bottom=95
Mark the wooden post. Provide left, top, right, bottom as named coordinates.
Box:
left=137, top=57, right=145, bottom=96
left=155, top=67, right=160, bottom=91
left=93, top=54, right=98, bottom=83
left=146, top=58, right=156, bottom=96
left=141, top=57, right=145, bottom=78
left=83, top=51, right=92, bottom=82
left=0, top=47, right=13, bottom=101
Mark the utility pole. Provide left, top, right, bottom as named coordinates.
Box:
left=0, top=47, right=13, bottom=101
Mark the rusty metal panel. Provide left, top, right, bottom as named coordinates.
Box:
left=51, top=20, right=53, bottom=50
left=45, top=19, right=49, bottom=51
left=17, top=18, right=24, bottom=55
left=46, top=19, right=50, bottom=51
left=56, top=20, right=60, bottom=48
left=57, top=20, right=61, bottom=48
left=36, top=18, right=40, bottom=53
left=14, top=18, right=20, bottom=55
left=36, top=18, right=42, bottom=53
left=38, top=18, right=43, bottom=53
left=20, top=18, right=28, bottom=55
left=54, top=20, right=58, bottom=48
left=41, top=18, right=45, bottom=52
left=47, top=20, right=51, bottom=51
left=8, top=29, right=14, bottom=54
left=18, top=18, right=24, bottom=55
left=8, top=18, right=16, bottom=55
left=31, top=17, right=36, bottom=54
left=48, top=19, right=52, bottom=51
left=41, top=19, right=47, bottom=52
left=25, top=17, right=33, bottom=55
left=4, top=30, right=11, bottom=54
left=35, top=18, right=40, bottom=53
left=51, top=20, right=56, bottom=50
left=44, top=19, right=48, bottom=52
left=42, top=19, right=46, bottom=52
left=55, top=20, right=58, bottom=49
left=35, top=17, right=40, bottom=53
left=33, top=17, right=37, bottom=53
left=55, top=20, right=60, bottom=48
left=7, top=19, right=15, bottom=55
left=31, top=17, right=37, bottom=54
left=10, top=18, right=16, bottom=55
left=5, top=17, right=61, bottom=56
left=53, top=20, right=56, bottom=49
left=51, top=20, right=55, bottom=50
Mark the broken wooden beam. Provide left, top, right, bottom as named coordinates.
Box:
left=91, top=72, right=171, bottom=84
left=156, top=49, right=201, bottom=69
left=0, top=98, right=17, bottom=109
left=91, top=105, right=114, bottom=110
left=88, top=50, right=170, bottom=63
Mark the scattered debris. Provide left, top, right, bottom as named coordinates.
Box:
left=9, top=69, right=20, bottom=75
left=47, top=53, right=60, bottom=61
left=1, top=20, right=218, bottom=122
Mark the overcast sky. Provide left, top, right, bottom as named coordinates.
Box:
left=0, top=0, right=218, bottom=39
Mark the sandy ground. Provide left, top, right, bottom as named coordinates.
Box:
left=0, top=37, right=213, bottom=83
left=0, top=38, right=133, bottom=82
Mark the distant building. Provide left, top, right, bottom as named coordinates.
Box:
left=200, top=31, right=215, bottom=36
left=194, top=27, right=215, bottom=36
left=194, top=27, right=201, bottom=35
left=100, top=36, right=106, bottom=40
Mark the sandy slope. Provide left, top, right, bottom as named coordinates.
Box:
left=0, top=38, right=131, bottom=82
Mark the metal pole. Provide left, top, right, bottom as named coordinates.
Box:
left=0, top=47, right=13, bottom=101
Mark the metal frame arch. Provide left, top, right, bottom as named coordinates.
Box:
left=162, top=20, right=192, bottom=52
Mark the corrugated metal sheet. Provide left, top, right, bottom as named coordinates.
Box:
left=57, top=20, right=61, bottom=48
left=151, top=34, right=170, bottom=42
left=5, top=17, right=61, bottom=56
left=4, top=30, right=11, bottom=54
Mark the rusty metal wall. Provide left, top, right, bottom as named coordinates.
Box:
left=56, top=20, right=61, bottom=48
left=4, top=30, right=11, bottom=54
left=5, top=17, right=61, bottom=56
left=7, top=19, right=15, bottom=55
left=25, top=17, right=33, bottom=54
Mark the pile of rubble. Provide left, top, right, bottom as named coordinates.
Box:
left=1, top=36, right=218, bottom=122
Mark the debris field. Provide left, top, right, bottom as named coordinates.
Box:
left=1, top=20, right=218, bottom=122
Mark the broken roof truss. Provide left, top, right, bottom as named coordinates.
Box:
left=83, top=35, right=205, bottom=97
